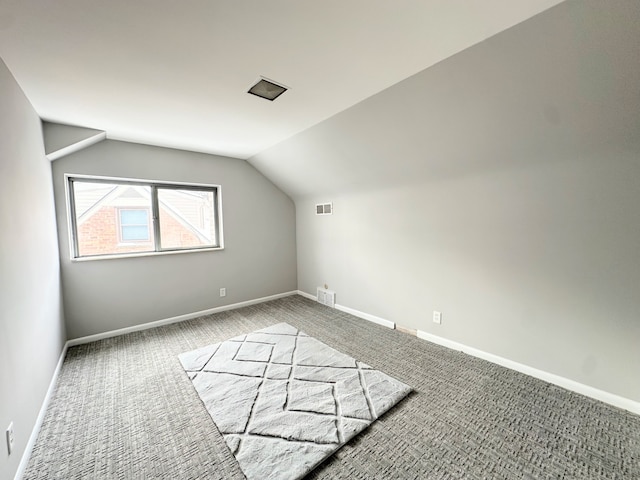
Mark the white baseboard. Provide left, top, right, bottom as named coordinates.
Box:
left=15, top=342, right=69, bottom=480
left=296, top=290, right=316, bottom=301
left=67, top=291, right=298, bottom=346
left=334, top=304, right=395, bottom=329
left=416, top=329, right=640, bottom=415
left=298, top=290, right=638, bottom=414
left=296, top=290, right=395, bottom=329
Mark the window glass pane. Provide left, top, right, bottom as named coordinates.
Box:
left=121, top=224, right=150, bottom=241
left=120, top=209, right=149, bottom=225
left=158, top=188, right=217, bottom=249
left=72, top=181, right=154, bottom=256
left=119, top=209, right=150, bottom=241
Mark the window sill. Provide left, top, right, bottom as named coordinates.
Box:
left=70, top=246, right=224, bottom=262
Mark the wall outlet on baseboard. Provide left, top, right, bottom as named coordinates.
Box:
left=6, top=421, right=14, bottom=455
left=433, top=311, right=442, bottom=325
left=220, top=288, right=226, bottom=297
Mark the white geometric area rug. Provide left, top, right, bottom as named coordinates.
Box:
left=179, top=323, right=411, bottom=480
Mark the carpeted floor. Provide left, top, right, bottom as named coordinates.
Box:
left=24, top=295, right=640, bottom=479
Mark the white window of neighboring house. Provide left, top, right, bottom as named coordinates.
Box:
left=66, top=175, right=223, bottom=260
left=119, top=209, right=151, bottom=242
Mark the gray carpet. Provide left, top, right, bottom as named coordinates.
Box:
left=24, top=295, right=640, bottom=479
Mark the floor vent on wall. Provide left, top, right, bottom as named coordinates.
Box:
left=316, top=203, right=332, bottom=215
left=316, top=287, right=335, bottom=308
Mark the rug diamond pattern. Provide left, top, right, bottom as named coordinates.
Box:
left=179, top=323, right=411, bottom=480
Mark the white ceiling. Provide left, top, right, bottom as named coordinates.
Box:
left=0, top=0, right=563, bottom=160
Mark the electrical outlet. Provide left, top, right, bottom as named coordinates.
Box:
left=219, top=288, right=226, bottom=297
left=433, top=311, right=442, bottom=325
left=6, top=422, right=14, bottom=455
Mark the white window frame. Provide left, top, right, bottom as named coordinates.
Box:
left=65, top=174, right=224, bottom=261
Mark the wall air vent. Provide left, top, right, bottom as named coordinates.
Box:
left=317, top=287, right=335, bottom=308
left=247, top=77, right=288, bottom=101
left=316, top=203, right=332, bottom=215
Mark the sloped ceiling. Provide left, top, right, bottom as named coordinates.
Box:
left=250, top=0, right=640, bottom=199
left=0, top=0, right=562, bottom=160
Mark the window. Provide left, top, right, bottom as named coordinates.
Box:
left=67, top=175, right=222, bottom=259
left=119, top=209, right=151, bottom=242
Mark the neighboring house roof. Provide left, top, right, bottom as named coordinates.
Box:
left=74, top=184, right=117, bottom=218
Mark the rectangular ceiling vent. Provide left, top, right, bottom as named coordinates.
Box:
left=316, top=203, right=332, bottom=215
left=247, top=77, right=288, bottom=101
left=317, top=287, right=335, bottom=308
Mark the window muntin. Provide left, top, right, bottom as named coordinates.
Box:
left=67, top=176, right=222, bottom=259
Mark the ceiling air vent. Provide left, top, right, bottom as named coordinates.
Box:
left=248, top=77, right=288, bottom=101
left=316, top=203, right=332, bottom=215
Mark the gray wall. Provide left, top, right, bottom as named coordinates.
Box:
left=251, top=0, right=640, bottom=402
left=51, top=139, right=297, bottom=339
left=42, top=121, right=103, bottom=156
left=0, top=58, right=66, bottom=479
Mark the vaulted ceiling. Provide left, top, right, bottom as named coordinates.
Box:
left=250, top=0, right=640, bottom=198
left=0, top=0, right=563, bottom=159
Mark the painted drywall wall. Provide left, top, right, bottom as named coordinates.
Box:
left=0, top=58, right=66, bottom=480
left=42, top=121, right=104, bottom=156
left=51, top=140, right=296, bottom=339
left=251, top=0, right=640, bottom=402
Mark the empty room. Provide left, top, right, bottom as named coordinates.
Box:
left=1, top=0, right=639, bottom=479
